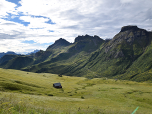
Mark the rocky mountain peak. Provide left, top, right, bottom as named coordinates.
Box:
left=53, top=38, right=71, bottom=46
left=74, top=34, right=103, bottom=43
left=104, top=25, right=151, bottom=59
left=46, top=38, right=71, bottom=50
left=55, top=38, right=67, bottom=43
left=120, top=25, right=139, bottom=32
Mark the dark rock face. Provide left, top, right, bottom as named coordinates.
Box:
left=46, top=38, right=71, bottom=50
left=74, top=35, right=103, bottom=43
left=69, top=35, right=104, bottom=52
left=120, top=25, right=138, bottom=32
left=114, top=50, right=124, bottom=58
left=104, top=25, right=150, bottom=59
left=54, top=38, right=71, bottom=46
left=74, top=35, right=89, bottom=42
left=118, top=26, right=148, bottom=45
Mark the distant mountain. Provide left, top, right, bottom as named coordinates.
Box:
left=0, top=55, right=18, bottom=64
left=26, top=50, right=40, bottom=55
left=22, top=35, right=105, bottom=73
left=0, top=56, right=34, bottom=70
left=0, top=53, right=5, bottom=58
left=0, top=51, right=19, bottom=58
left=1, top=25, right=152, bottom=82
left=46, top=38, right=71, bottom=50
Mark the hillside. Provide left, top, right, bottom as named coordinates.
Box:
left=0, top=56, right=34, bottom=70
left=23, top=35, right=105, bottom=74
left=0, top=25, right=152, bottom=81
left=0, top=55, right=18, bottom=64
left=77, top=25, right=152, bottom=80
left=24, top=25, right=152, bottom=81
left=0, top=68, right=152, bottom=113
left=46, top=38, right=71, bottom=50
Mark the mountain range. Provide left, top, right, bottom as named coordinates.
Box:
left=0, top=25, right=152, bottom=82
left=0, top=51, right=19, bottom=58
left=26, top=50, right=40, bottom=55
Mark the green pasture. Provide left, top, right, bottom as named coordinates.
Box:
left=0, top=68, right=152, bottom=114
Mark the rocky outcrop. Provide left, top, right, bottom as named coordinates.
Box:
left=69, top=35, right=104, bottom=52
left=75, top=34, right=104, bottom=44
left=114, top=50, right=124, bottom=58
left=46, top=38, right=71, bottom=50
left=104, top=25, right=150, bottom=59
left=120, top=25, right=138, bottom=32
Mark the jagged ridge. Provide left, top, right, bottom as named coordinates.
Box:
left=1, top=25, right=152, bottom=81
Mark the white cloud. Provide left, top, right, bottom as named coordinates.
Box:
left=120, top=0, right=133, bottom=3
left=0, top=0, right=152, bottom=54
left=0, top=38, right=50, bottom=54
left=0, top=0, right=17, bottom=17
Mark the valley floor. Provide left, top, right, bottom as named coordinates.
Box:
left=0, top=68, right=152, bottom=114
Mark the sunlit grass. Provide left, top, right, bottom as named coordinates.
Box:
left=0, top=68, right=152, bottom=113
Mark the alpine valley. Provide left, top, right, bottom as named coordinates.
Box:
left=0, top=25, right=152, bottom=82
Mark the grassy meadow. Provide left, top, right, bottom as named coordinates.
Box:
left=0, top=68, right=152, bottom=114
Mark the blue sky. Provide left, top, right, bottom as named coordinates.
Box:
left=0, top=0, right=152, bottom=54
left=6, top=0, right=21, bottom=7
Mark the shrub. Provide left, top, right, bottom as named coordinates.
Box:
left=58, top=74, right=62, bottom=77
left=47, top=94, right=53, bottom=96
left=81, top=96, right=84, bottom=99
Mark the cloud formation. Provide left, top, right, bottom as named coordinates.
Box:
left=0, top=0, right=152, bottom=53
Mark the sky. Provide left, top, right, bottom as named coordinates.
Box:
left=0, top=0, right=152, bottom=54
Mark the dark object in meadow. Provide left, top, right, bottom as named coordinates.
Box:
left=58, top=74, right=62, bottom=77
left=53, top=83, right=62, bottom=88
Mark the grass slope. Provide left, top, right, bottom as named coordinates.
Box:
left=21, top=28, right=152, bottom=82
left=0, top=55, right=18, bottom=64
left=23, top=35, right=105, bottom=77
left=0, top=68, right=152, bottom=113
left=1, top=56, right=34, bottom=70
left=117, top=41, right=152, bottom=81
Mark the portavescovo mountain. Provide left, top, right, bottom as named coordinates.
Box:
left=0, top=25, right=152, bottom=81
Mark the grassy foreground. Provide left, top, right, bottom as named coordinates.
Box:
left=0, top=68, right=152, bottom=114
